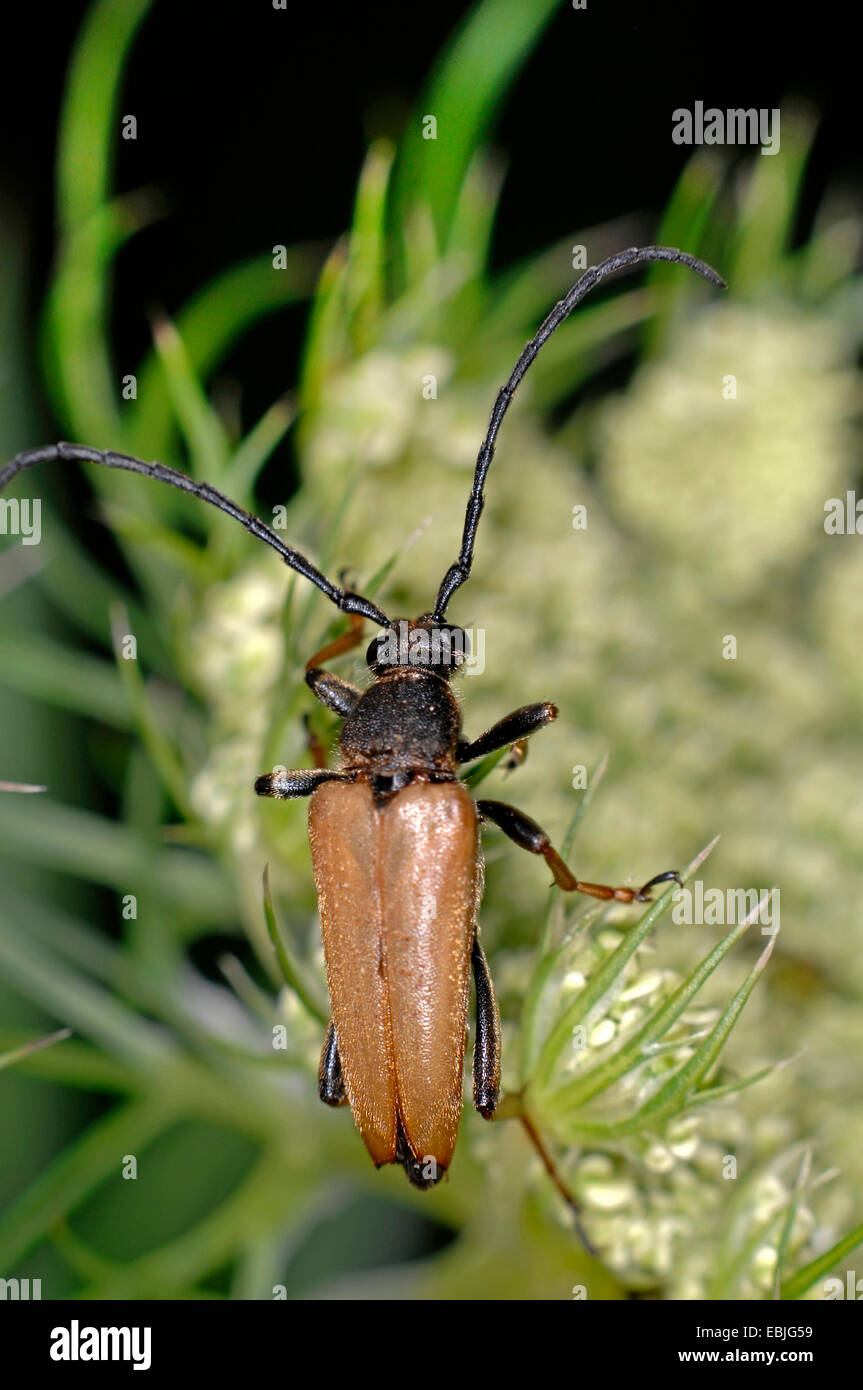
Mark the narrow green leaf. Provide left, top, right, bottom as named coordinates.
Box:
left=729, top=106, right=817, bottom=293
left=782, top=1222, right=863, bottom=1301
left=298, top=241, right=351, bottom=411
left=0, top=911, right=172, bottom=1067
left=0, top=797, right=233, bottom=924
left=561, top=932, right=777, bottom=1141
left=151, top=317, right=231, bottom=482
left=129, top=247, right=323, bottom=457
left=519, top=756, right=609, bottom=1077
left=110, top=603, right=192, bottom=816
left=51, top=1219, right=121, bottom=1284
left=643, top=149, right=727, bottom=355
left=528, top=836, right=720, bottom=1098
left=217, top=954, right=279, bottom=1027
left=460, top=746, right=509, bottom=789
left=346, top=140, right=396, bottom=349
left=43, top=193, right=158, bottom=437
left=800, top=205, right=863, bottom=300
left=25, top=508, right=163, bottom=657
left=392, top=0, right=561, bottom=253
left=0, top=1027, right=72, bottom=1072
left=551, top=875, right=760, bottom=1114
left=98, top=502, right=216, bottom=583
left=470, top=291, right=655, bottom=412
left=55, top=0, right=154, bottom=233
left=476, top=220, right=639, bottom=342
left=442, top=153, right=506, bottom=339
left=224, top=397, right=296, bottom=502
left=528, top=881, right=679, bottom=1100
left=683, top=1062, right=779, bottom=1109
left=0, top=1030, right=134, bottom=1092
left=262, top=866, right=328, bottom=1025
left=709, top=1208, right=784, bottom=1301
left=0, top=632, right=132, bottom=729
left=774, top=1151, right=812, bottom=1299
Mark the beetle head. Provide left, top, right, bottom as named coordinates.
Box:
left=366, top=615, right=469, bottom=679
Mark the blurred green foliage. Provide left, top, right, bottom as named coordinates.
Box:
left=1, top=0, right=862, bottom=1299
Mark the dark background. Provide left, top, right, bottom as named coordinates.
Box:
left=1, top=1, right=856, bottom=423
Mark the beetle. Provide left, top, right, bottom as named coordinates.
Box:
left=0, top=245, right=725, bottom=1191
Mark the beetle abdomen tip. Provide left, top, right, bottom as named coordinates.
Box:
left=395, top=1121, right=447, bottom=1189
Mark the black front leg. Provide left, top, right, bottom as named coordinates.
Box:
left=305, top=668, right=362, bottom=718
left=477, top=798, right=680, bottom=903
left=472, top=937, right=501, bottom=1118
left=255, top=768, right=354, bottom=799
left=457, top=702, right=557, bottom=763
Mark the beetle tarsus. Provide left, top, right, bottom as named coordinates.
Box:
left=634, top=869, right=682, bottom=903
left=503, top=738, right=529, bottom=773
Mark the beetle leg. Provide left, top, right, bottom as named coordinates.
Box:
left=319, top=1020, right=348, bottom=1106
left=471, top=936, right=501, bottom=1118
left=457, top=702, right=557, bottom=763
left=305, top=667, right=362, bottom=718
left=477, top=799, right=681, bottom=903
left=305, top=611, right=366, bottom=672
left=254, top=768, right=354, bottom=798
left=502, top=738, right=529, bottom=774
left=302, top=712, right=329, bottom=769
left=304, top=609, right=365, bottom=715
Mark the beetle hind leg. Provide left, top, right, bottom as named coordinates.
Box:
left=318, top=1020, right=348, bottom=1106
left=472, top=936, right=501, bottom=1118
left=302, top=712, right=329, bottom=770
left=478, top=799, right=680, bottom=903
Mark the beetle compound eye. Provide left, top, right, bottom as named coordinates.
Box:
left=450, top=626, right=470, bottom=665
left=364, top=631, right=403, bottom=672
left=366, top=632, right=392, bottom=669
left=430, top=624, right=469, bottom=669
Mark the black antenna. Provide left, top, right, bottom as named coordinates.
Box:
left=0, top=442, right=391, bottom=626
left=433, top=245, right=726, bottom=620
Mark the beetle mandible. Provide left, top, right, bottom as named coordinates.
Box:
left=0, top=245, right=725, bottom=1190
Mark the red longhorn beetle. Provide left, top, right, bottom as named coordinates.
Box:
left=0, top=246, right=725, bottom=1195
